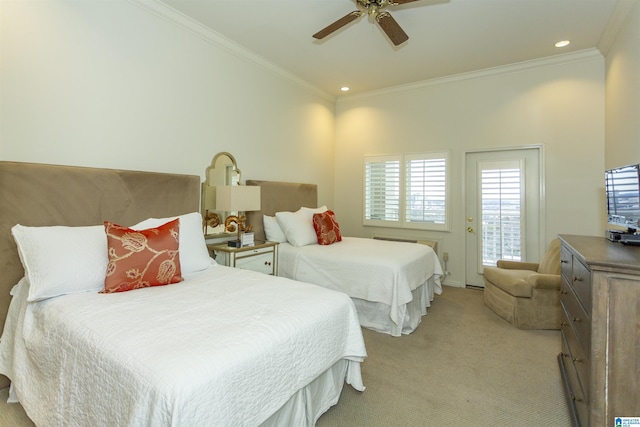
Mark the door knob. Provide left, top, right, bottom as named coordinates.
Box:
left=467, top=227, right=474, bottom=233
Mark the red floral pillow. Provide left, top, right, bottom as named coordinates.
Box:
left=312, top=210, right=342, bottom=245
left=103, top=218, right=182, bottom=293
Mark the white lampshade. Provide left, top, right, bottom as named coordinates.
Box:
left=215, top=185, right=261, bottom=212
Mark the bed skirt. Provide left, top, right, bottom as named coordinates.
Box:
left=351, top=277, right=439, bottom=337
left=7, top=359, right=359, bottom=427
left=261, top=359, right=354, bottom=426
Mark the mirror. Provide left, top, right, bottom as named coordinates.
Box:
left=202, top=152, right=241, bottom=236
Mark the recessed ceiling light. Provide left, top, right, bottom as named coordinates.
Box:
left=555, top=40, right=570, bottom=48
left=340, top=86, right=350, bottom=92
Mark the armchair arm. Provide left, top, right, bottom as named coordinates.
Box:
left=496, top=260, right=539, bottom=271
left=528, top=273, right=562, bottom=290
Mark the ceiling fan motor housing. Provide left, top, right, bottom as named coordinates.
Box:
left=357, top=0, right=393, bottom=16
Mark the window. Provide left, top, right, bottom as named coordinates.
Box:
left=364, top=156, right=400, bottom=222
left=480, top=161, right=523, bottom=265
left=364, top=152, right=448, bottom=231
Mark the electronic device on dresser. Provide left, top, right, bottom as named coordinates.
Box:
left=605, top=163, right=640, bottom=245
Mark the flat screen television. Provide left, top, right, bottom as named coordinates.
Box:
left=606, top=163, right=640, bottom=233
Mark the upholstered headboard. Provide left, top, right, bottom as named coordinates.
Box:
left=246, top=180, right=317, bottom=241
left=0, top=161, right=200, bottom=388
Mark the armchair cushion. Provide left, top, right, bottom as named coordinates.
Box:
left=483, top=267, right=534, bottom=298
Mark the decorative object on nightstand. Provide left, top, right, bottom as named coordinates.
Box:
left=201, top=152, right=241, bottom=237
left=215, top=185, right=261, bottom=248
left=241, top=231, right=255, bottom=247
left=202, top=210, right=221, bottom=235
left=208, top=240, right=278, bottom=275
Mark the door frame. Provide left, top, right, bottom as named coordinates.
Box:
left=461, top=145, right=546, bottom=287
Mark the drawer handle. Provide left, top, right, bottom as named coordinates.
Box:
left=572, top=356, right=582, bottom=363
left=560, top=290, right=568, bottom=295
left=561, top=259, right=568, bottom=264
left=264, top=261, right=271, bottom=266
left=572, top=316, right=582, bottom=323
left=572, top=396, right=583, bottom=402
left=573, top=276, right=583, bottom=282
left=560, top=321, right=568, bottom=327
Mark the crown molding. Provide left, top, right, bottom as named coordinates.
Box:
left=339, top=49, right=604, bottom=102
left=597, top=0, right=637, bottom=55
left=127, top=0, right=336, bottom=103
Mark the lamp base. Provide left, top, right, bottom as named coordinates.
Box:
left=227, top=239, right=242, bottom=248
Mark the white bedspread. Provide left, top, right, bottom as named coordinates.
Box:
left=278, top=237, right=443, bottom=325
left=0, top=266, right=366, bottom=427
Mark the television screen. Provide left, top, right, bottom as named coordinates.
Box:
left=606, top=163, right=640, bottom=231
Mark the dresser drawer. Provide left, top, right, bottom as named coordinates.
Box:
left=570, top=256, right=592, bottom=314
left=561, top=279, right=591, bottom=353
left=560, top=328, right=589, bottom=427
left=560, top=304, right=589, bottom=396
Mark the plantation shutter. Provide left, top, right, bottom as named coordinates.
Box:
left=405, top=154, right=447, bottom=226
left=481, top=162, right=523, bottom=265
left=364, top=156, right=401, bottom=223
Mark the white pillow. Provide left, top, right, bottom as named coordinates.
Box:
left=132, top=212, right=213, bottom=274
left=263, top=215, right=287, bottom=243
left=11, top=224, right=108, bottom=302
left=300, top=206, right=328, bottom=219
left=275, top=209, right=318, bottom=247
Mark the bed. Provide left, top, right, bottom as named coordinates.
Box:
left=0, top=162, right=367, bottom=426
left=246, top=180, right=444, bottom=337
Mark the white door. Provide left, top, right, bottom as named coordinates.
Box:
left=465, top=148, right=542, bottom=287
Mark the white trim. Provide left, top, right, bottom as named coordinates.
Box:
left=339, top=49, right=603, bottom=102
left=462, top=144, right=546, bottom=257
left=597, top=0, right=637, bottom=55
left=127, top=0, right=336, bottom=103
left=461, top=145, right=546, bottom=286
left=363, top=152, right=450, bottom=232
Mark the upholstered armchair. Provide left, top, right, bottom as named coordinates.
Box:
left=483, top=239, right=561, bottom=330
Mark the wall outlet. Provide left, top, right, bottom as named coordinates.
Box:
left=443, top=252, right=449, bottom=262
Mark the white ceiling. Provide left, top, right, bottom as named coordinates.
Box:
left=158, top=0, right=624, bottom=97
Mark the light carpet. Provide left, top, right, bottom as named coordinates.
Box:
left=317, top=286, right=571, bottom=427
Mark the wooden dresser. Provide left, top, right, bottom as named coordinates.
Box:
left=557, top=235, right=640, bottom=427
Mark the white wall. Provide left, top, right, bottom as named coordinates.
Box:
left=0, top=1, right=336, bottom=205
left=2, top=1, right=623, bottom=289
left=334, top=53, right=605, bottom=287
left=605, top=0, right=640, bottom=169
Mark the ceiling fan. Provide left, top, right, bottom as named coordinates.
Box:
left=313, top=0, right=420, bottom=46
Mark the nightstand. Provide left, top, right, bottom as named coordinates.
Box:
left=208, top=240, right=278, bottom=275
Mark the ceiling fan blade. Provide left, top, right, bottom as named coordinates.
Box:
left=376, top=12, right=408, bottom=46
left=313, top=11, right=362, bottom=40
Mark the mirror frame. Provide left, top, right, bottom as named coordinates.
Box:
left=202, top=152, right=241, bottom=237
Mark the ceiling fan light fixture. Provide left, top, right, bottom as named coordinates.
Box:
left=555, top=40, right=570, bottom=48
left=341, top=86, right=350, bottom=92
